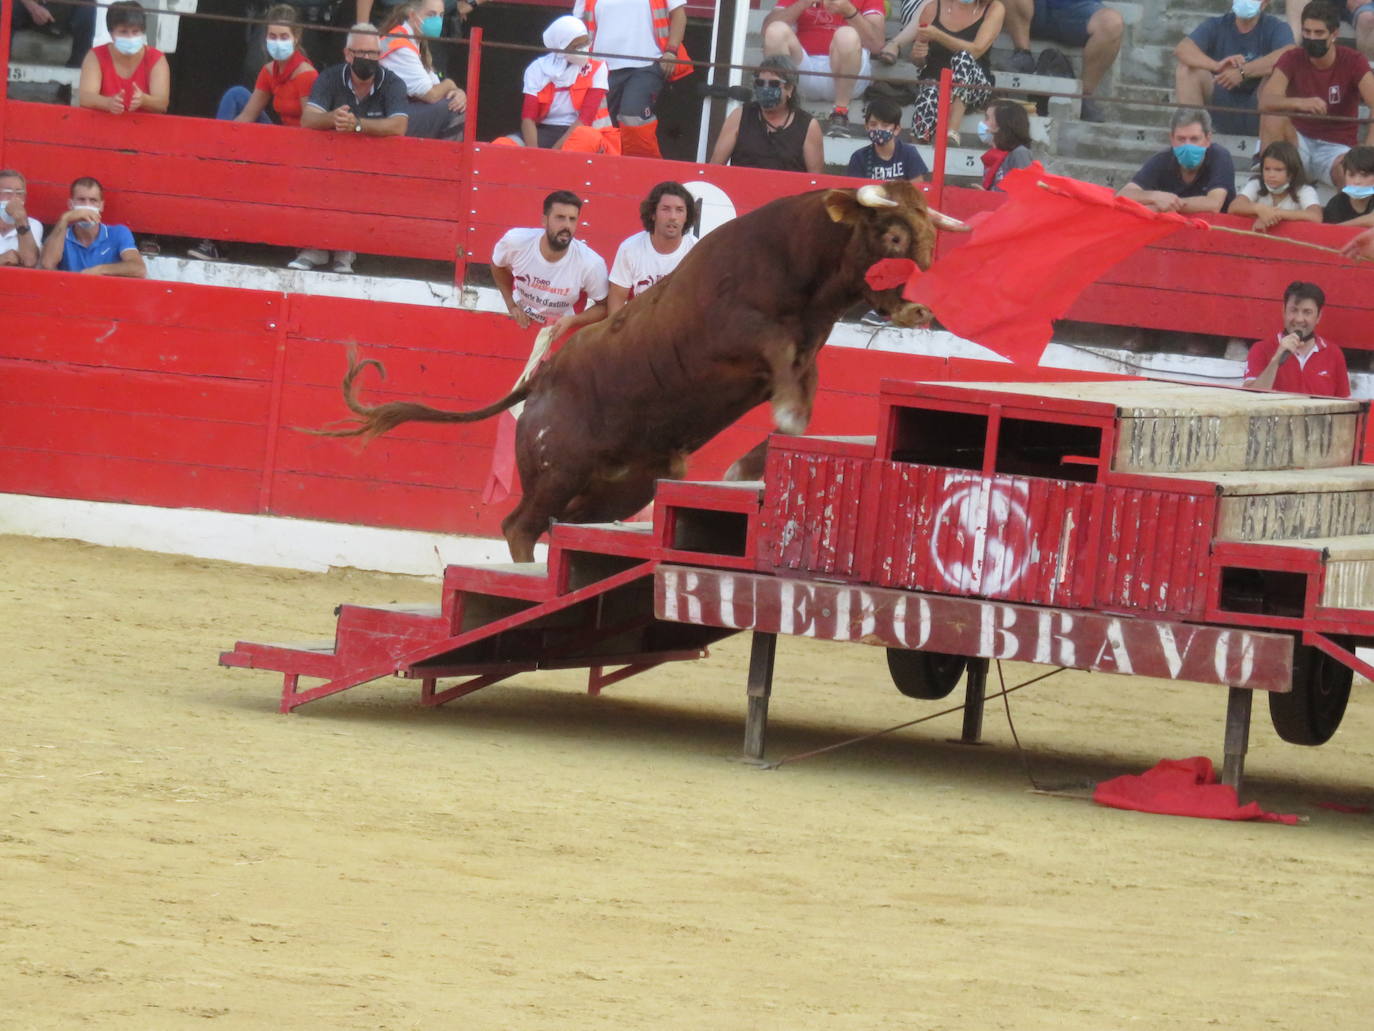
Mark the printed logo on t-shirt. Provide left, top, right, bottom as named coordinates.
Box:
left=1330, top=84, right=1342, bottom=105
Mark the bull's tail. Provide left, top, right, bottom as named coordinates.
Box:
left=304, top=347, right=530, bottom=442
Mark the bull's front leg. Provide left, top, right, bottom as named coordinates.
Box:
left=729, top=358, right=819, bottom=481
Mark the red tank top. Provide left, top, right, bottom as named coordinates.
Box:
left=94, top=43, right=164, bottom=108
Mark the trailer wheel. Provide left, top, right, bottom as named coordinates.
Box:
left=1268, top=639, right=1354, bottom=746
left=887, top=649, right=968, bottom=700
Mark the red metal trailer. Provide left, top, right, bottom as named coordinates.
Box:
left=222, top=376, right=1374, bottom=790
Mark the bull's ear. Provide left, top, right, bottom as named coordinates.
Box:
left=823, top=189, right=862, bottom=224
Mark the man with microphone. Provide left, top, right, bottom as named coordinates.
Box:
left=1243, top=280, right=1350, bottom=397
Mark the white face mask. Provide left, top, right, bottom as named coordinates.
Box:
left=565, top=48, right=590, bottom=67
left=113, top=33, right=146, bottom=56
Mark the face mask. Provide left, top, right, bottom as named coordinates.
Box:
left=265, top=38, right=295, bottom=61
left=867, top=128, right=895, bottom=146
left=1265, top=179, right=1290, bottom=194
left=1302, top=37, right=1330, bottom=59
left=565, top=48, right=591, bottom=67
left=113, top=34, right=146, bottom=56
left=1173, top=143, right=1206, bottom=169
left=351, top=56, right=378, bottom=81
left=1232, top=0, right=1261, bottom=17
left=1343, top=183, right=1374, bottom=198
left=754, top=83, right=783, bottom=108
left=420, top=15, right=444, bottom=38
left=0, top=205, right=13, bottom=226
left=976, top=120, right=993, bottom=145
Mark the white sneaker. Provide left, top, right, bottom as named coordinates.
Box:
left=330, top=251, right=356, bottom=274
left=287, top=248, right=328, bottom=271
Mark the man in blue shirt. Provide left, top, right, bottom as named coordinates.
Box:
left=1175, top=0, right=1294, bottom=136
left=39, top=176, right=146, bottom=277
left=1119, top=107, right=1237, bottom=213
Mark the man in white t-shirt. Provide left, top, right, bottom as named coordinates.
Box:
left=607, top=180, right=696, bottom=316
left=491, top=189, right=610, bottom=340
left=571, top=0, right=688, bottom=158
left=0, top=169, right=44, bottom=268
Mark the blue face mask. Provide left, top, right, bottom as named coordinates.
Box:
left=754, top=83, right=784, bottom=109
left=113, top=33, right=146, bottom=56
left=1173, top=143, right=1207, bottom=170
left=420, top=14, right=444, bottom=38
left=1232, top=0, right=1261, bottom=17
left=265, top=38, right=295, bottom=62
left=1343, top=184, right=1374, bottom=198
left=867, top=128, right=895, bottom=146
left=977, top=120, right=993, bottom=145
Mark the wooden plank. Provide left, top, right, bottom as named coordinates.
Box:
left=266, top=471, right=505, bottom=535
left=0, top=403, right=268, bottom=467
left=0, top=449, right=260, bottom=511
left=655, top=566, right=1295, bottom=691
left=0, top=360, right=273, bottom=423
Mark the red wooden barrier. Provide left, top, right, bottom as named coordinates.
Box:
left=0, top=268, right=1128, bottom=539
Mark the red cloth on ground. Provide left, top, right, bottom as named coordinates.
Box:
left=905, top=164, right=1207, bottom=365
left=1093, top=757, right=1299, bottom=825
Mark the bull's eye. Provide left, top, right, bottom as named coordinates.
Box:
left=881, top=222, right=912, bottom=256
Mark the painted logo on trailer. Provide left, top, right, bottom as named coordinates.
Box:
left=930, top=474, right=1033, bottom=595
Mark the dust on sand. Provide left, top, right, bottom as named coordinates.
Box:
left=4, top=534, right=1373, bottom=1030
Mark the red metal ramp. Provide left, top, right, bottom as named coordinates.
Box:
left=220, top=481, right=766, bottom=712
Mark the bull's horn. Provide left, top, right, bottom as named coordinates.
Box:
left=926, top=207, right=971, bottom=232
left=856, top=184, right=898, bottom=208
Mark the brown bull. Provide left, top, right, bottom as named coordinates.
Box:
left=319, top=181, right=960, bottom=561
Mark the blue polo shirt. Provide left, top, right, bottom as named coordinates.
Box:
left=59, top=223, right=138, bottom=272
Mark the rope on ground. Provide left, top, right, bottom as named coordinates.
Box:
left=762, top=665, right=1065, bottom=770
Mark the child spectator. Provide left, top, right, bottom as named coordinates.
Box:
left=77, top=1, right=170, bottom=116
left=980, top=100, right=1034, bottom=191
left=845, top=97, right=929, bottom=183
left=378, top=0, right=467, bottom=139
left=1322, top=145, right=1374, bottom=226
left=1230, top=140, right=1321, bottom=231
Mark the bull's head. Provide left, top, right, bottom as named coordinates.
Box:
left=823, top=182, right=966, bottom=328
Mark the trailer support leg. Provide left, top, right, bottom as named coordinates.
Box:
left=958, top=657, right=989, bottom=744
left=1221, top=686, right=1252, bottom=792
left=742, top=631, right=777, bottom=762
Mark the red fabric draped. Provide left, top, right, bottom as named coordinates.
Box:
left=1093, top=757, right=1299, bottom=825
left=906, top=164, right=1209, bottom=365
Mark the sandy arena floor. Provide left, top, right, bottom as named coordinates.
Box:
left=4, top=534, right=1374, bottom=1029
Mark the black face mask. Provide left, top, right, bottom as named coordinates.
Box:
left=1302, top=37, right=1329, bottom=59
left=351, top=56, right=378, bottom=80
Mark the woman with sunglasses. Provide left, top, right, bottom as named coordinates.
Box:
left=708, top=55, right=823, bottom=173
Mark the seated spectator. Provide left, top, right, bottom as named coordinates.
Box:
left=38, top=176, right=146, bottom=278
left=1322, top=145, right=1374, bottom=224
left=497, top=15, right=616, bottom=152
left=215, top=5, right=319, bottom=127
left=11, top=0, right=96, bottom=69
left=1119, top=107, right=1236, bottom=213
left=378, top=0, right=466, bottom=139
left=1001, top=0, right=1124, bottom=122
left=845, top=96, right=929, bottom=182
left=762, top=0, right=886, bottom=137
left=0, top=169, right=43, bottom=269
left=1174, top=0, right=1293, bottom=138
left=980, top=100, right=1035, bottom=190
left=607, top=181, right=696, bottom=316
left=78, top=1, right=170, bottom=115
left=1230, top=139, right=1321, bottom=229
left=883, top=0, right=1004, bottom=145
left=708, top=55, right=824, bottom=173
left=1283, top=0, right=1374, bottom=65
left=294, top=23, right=409, bottom=273
left=1259, top=1, right=1374, bottom=187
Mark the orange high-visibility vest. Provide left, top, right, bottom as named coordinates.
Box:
left=582, top=0, right=691, bottom=81
left=533, top=60, right=612, bottom=128
left=380, top=27, right=421, bottom=61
